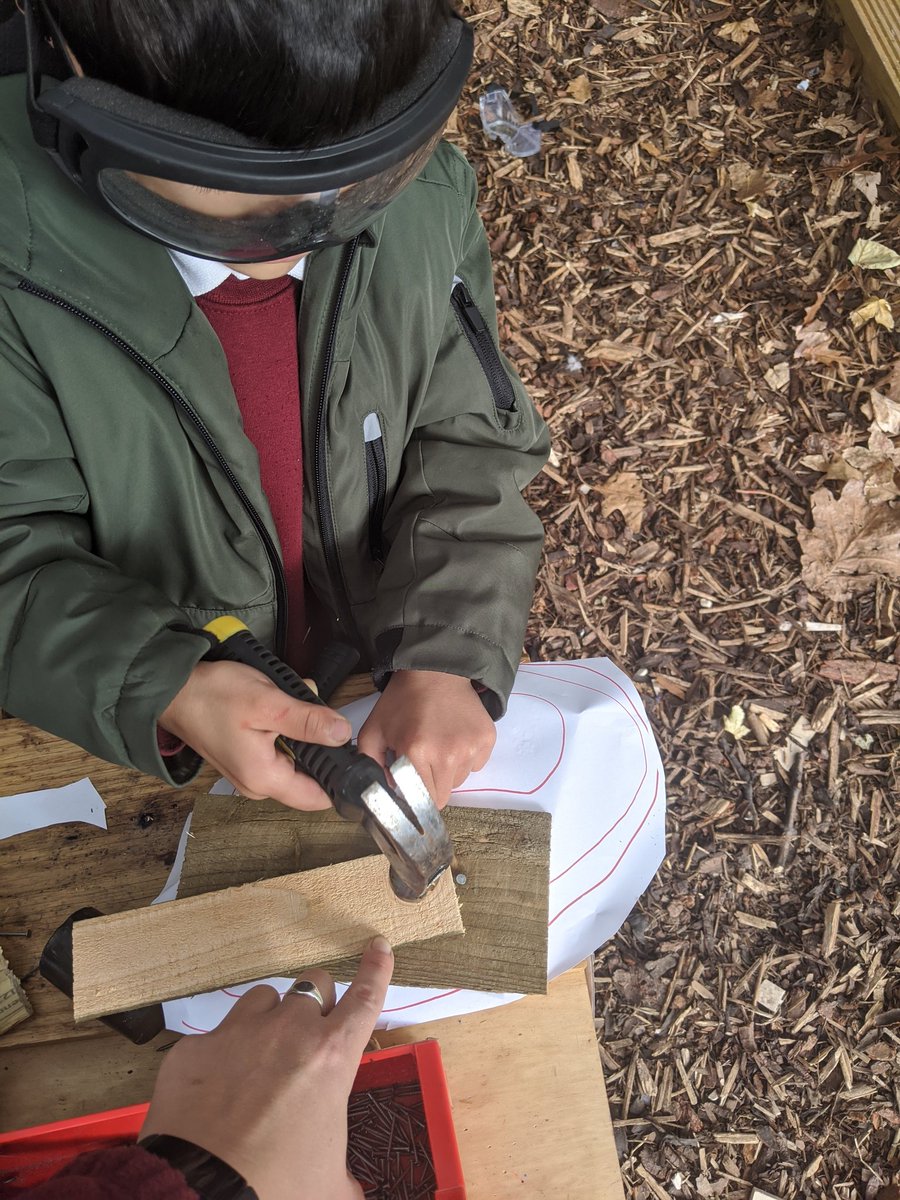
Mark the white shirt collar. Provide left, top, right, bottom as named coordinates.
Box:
left=167, top=249, right=307, bottom=298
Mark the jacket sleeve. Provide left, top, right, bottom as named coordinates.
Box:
left=0, top=310, right=208, bottom=782
left=370, top=156, right=550, bottom=717
left=8, top=1146, right=198, bottom=1200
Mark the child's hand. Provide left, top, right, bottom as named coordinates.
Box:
left=159, top=661, right=351, bottom=809
left=357, top=670, right=496, bottom=809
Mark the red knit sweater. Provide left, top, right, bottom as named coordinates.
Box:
left=1, top=1146, right=197, bottom=1200
left=197, top=273, right=309, bottom=673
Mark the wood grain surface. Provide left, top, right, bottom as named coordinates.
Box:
left=179, top=795, right=552, bottom=994
left=0, top=675, right=375, bottom=1047
left=72, top=858, right=463, bottom=1020
left=835, top=0, right=900, bottom=129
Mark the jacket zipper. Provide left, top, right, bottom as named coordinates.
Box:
left=450, top=279, right=517, bottom=412
left=363, top=412, right=387, bottom=565
left=314, top=235, right=361, bottom=616
left=16, top=279, right=289, bottom=655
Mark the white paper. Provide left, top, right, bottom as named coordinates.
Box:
left=163, top=658, right=666, bottom=1034
left=0, top=777, right=107, bottom=841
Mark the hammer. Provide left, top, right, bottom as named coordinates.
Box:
left=197, top=618, right=455, bottom=902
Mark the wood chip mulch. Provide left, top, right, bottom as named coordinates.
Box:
left=452, top=1, right=900, bottom=1197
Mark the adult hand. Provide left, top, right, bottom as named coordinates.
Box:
left=357, top=669, right=496, bottom=809
left=140, top=937, right=395, bottom=1200
left=159, top=660, right=351, bottom=809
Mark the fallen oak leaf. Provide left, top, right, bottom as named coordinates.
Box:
left=821, top=46, right=855, bottom=86
left=798, top=480, right=900, bottom=601
left=599, top=470, right=646, bottom=533
left=727, top=160, right=776, bottom=202
left=793, top=320, right=849, bottom=365
left=812, top=114, right=863, bottom=138
left=719, top=17, right=759, bottom=44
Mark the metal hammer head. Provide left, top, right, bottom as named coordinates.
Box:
left=360, top=756, right=454, bottom=901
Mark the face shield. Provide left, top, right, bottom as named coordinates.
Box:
left=23, top=1, right=473, bottom=262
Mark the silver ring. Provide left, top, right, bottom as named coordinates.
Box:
left=285, top=980, right=326, bottom=1012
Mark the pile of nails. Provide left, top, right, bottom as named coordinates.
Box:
left=347, top=1082, right=437, bottom=1200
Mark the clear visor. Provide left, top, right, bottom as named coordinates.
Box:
left=97, top=130, right=443, bottom=262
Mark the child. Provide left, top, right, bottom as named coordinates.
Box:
left=0, top=0, right=549, bottom=812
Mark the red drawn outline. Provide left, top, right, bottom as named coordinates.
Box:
left=548, top=774, right=660, bottom=927
left=519, top=662, right=650, bottom=733
left=181, top=1019, right=212, bottom=1033
left=382, top=987, right=462, bottom=1015
left=451, top=692, right=566, bottom=796
left=549, top=691, right=649, bottom=885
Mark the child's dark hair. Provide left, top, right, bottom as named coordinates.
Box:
left=43, top=0, right=454, bottom=147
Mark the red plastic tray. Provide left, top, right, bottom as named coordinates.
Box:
left=0, top=1040, right=465, bottom=1198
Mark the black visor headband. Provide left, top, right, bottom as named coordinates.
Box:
left=24, top=0, right=473, bottom=193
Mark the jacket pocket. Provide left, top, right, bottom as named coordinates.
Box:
left=363, top=412, right=387, bottom=565
left=451, top=279, right=517, bottom=413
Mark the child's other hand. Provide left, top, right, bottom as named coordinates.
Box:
left=159, top=661, right=351, bottom=809
left=357, top=670, right=496, bottom=809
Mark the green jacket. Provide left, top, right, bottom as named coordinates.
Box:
left=0, top=71, right=549, bottom=786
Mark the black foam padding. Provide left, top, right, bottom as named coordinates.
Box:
left=0, top=9, right=64, bottom=79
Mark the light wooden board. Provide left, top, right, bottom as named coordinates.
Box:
left=0, top=967, right=625, bottom=1200
left=834, top=0, right=900, bottom=130
left=179, top=795, right=552, bottom=995
left=0, top=950, right=32, bottom=1035
left=0, top=676, right=382, bottom=1048
left=72, top=858, right=463, bottom=1021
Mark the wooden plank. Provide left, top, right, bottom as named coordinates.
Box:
left=72, top=858, right=463, bottom=1021
left=179, top=795, right=551, bottom=995
left=0, top=722, right=209, bottom=1047
left=834, top=0, right=900, bottom=130
left=0, top=949, right=32, bottom=1035
left=0, top=967, right=626, bottom=1200
left=0, top=675, right=386, bottom=1048
left=377, top=966, right=625, bottom=1200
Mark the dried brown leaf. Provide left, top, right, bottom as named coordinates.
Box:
left=567, top=75, right=592, bottom=104
left=599, top=470, right=646, bottom=533
left=798, top=480, right=900, bottom=601
left=793, top=320, right=849, bottom=365
left=728, top=160, right=775, bottom=202
left=812, top=114, right=863, bottom=138
left=870, top=388, right=900, bottom=435
left=801, top=289, right=829, bottom=326
left=849, top=298, right=895, bottom=331
left=821, top=46, right=855, bottom=86
left=719, top=18, right=759, bottom=45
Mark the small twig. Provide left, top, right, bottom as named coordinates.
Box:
left=777, top=750, right=807, bottom=868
